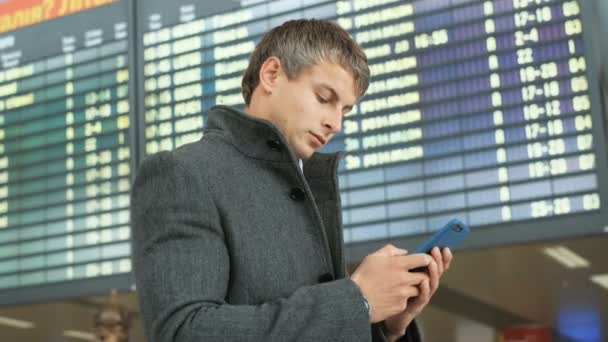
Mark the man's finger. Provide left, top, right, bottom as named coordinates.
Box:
left=390, top=248, right=408, bottom=257
left=420, top=279, right=431, bottom=303
left=401, top=270, right=429, bottom=286
left=409, top=279, right=430, bottom=310
left=401, top=285, right=420, bottom=298
left=427, top=257, right=439, bottom=292
left=376, top=244, right=407, bottom=256
left=431, top=247, right=444, bottom=275
left=443, top=247, right=453, bottom=270
left=398, top=253, right=431, bottom=270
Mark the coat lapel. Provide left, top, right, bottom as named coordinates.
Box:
left=304, top=152, right=346, bottom=279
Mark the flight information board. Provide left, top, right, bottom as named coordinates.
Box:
left=0, top=0, right=134, bottom=293
left=138, top=0, right=607, bottom=247
left=0, top=0, right=606, bottom=299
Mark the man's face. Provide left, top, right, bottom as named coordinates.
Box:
left=267, top=60, right=358, bottom=160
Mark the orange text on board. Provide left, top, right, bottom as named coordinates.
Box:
left=0, top=0, right=119, bottom=34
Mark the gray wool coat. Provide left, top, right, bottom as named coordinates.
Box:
left=130, top=105, right=421, bottom=342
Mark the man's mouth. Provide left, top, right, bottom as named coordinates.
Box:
left=310, top=132, right=326, bottom=146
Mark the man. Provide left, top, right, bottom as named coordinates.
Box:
left=131, top=19, right=452, bottom=342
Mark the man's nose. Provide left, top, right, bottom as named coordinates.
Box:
left=322, top=111, right=342, bottom=134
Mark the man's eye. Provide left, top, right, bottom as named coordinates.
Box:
left=316, top=95, right=329, bottom=104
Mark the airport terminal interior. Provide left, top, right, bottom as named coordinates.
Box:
left=0, top=0, right=607, bottom=341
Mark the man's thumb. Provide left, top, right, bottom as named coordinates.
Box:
left=376, top=244, right=408, bottom=256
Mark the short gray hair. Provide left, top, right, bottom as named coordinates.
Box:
left=241, top=19, right=369, bottom=105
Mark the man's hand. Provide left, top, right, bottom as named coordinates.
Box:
left=350, top=244, right=431, bottom=323
left=383, top=247, right=453, bottom=339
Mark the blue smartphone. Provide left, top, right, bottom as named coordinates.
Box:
left=415, top=218, right=470, bottom=254
left=411, top=218, right=470, bottom=272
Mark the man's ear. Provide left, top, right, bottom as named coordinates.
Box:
left=258, top=56, right=283, bottom=94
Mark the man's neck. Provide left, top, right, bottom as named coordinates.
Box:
left=244, top=100, right=271, bottom=121
left=243, top=105, right=305, bottom=172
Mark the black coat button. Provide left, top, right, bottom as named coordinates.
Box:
left=289, top=188, right=306, bottom=201
left=266, top=139, right=281, bottom=150
left=318, top=273, right=334, bottom=283
left=289, top=188, right=306, bottom=202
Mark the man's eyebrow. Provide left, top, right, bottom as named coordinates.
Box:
left=317, top=83, right=354, bottom=112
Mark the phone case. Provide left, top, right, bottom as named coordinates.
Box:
left=410, top=219, right=470, bottom=273
left=415, top=218, right=470, bottom=254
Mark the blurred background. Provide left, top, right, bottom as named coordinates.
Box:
left=0, top=0, right=606, bottom=341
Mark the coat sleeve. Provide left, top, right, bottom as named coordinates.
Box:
left=131, top=152, right=372, bottom=342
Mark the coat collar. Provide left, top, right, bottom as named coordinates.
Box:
left=203, top=105, right=343, bottom=176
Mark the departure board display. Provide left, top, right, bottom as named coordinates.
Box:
left=0, top=0, right=134, bottom=293
left=138, top=0, right=608, bottom=248
left=0, top=0, right=606, bottom=301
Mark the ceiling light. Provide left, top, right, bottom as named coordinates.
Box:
left=590, top=274, right=608, bottom=290
left=0, top=316, right=34, bottom=329
left=542, top=246, right=590, bottom=268
left=63, top=330, right=96, bottom=341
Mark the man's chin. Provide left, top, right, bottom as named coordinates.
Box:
left=295, top=148, right=315, bottom=160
